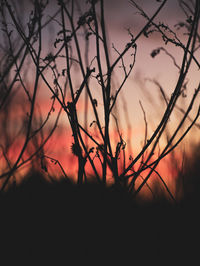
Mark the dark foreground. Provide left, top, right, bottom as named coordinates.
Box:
left=0, top=172, right=199, bottom=266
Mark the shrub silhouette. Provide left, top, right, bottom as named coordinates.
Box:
left=0, top=0, right=200, bottom=202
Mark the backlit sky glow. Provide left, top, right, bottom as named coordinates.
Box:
left=0, top=0, right=200, bottom=200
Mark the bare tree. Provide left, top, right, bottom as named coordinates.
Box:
left=0, top=0, right=199, bottom=201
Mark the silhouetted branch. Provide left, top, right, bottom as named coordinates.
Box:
left=1, top=0, right=200, bottom=199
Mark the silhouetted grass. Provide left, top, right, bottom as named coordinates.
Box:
left=0, top=170, right=199, bottom=265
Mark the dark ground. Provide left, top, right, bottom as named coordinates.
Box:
left=0, top=171, right=199, bottom=266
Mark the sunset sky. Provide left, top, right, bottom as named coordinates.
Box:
left=0, top=0, right=199, bottom=199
